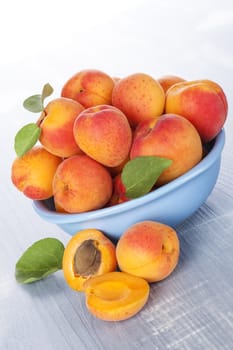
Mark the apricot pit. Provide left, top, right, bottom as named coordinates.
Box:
left=73, top=239, right=101, bottom=276
left=62, top=229, right=117, bottom=292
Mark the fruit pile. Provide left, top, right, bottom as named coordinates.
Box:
left=11, top=69, right=228, bottom=214
left=12, top=69, right=228, bottom=322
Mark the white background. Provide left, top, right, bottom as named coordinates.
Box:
left=1, top=0, right=233, bottom=107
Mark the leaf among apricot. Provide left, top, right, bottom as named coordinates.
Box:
left=23, top=94, right=44, bottom=113
left=122, top=156, right=172, bottom=199
left=23, top=83, right=54, bottom=113
left=14, top=83, right=54, bottom=157
left=14, top=123, right=41, bottom=157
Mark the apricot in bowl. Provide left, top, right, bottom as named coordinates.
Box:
left=33, top=129, right=225, bottom=240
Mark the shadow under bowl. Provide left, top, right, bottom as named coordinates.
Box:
left=33, top=129, right=225, bottom=240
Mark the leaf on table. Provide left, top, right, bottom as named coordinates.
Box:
left=15, top=238, right=65, bottom=284
left=122, top=156, right=172, bottom=199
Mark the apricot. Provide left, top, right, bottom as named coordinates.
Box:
left=11, top=146, right=62, bottom=200
left=84, top=271, right=150, bottom=321
left=130, top=113, right=203, bottom=185
left=53, top=154, right=113, bottom=213
left=62, top=229, right=117, bottom=292
left=61, top=69, right=114, bottom=108
left=112, top=73, right=165, bottom=127
left=54, top=198, right=68, bottom=213
left=165, top=79, right=228, bottom=142
left=37, top=97, right=84, bottom=158
left=112, top=76, right=121, bottom=84
left=157, top=75, right=186, bottom=93
left=116, top=221, right=180, bottom=282
left=107, top=174, right=129, bottom=206
left=106, top=154, right=129, bottom=177
left=73, top=105, right=132, bottom=167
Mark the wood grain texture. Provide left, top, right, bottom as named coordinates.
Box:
left=1, top=1, right=233, bottom=349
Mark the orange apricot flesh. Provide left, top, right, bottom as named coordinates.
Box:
left=62, top=229, right=117, bottom=292
left=84, top=271, right=150, bottom=321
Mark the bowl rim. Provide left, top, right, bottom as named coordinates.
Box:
left=32, top=129, right=225, bottom=223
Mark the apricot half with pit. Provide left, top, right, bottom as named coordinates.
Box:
left=62, top=229, right=117, bottom=292
left=84, top=271, right=150, bottom=321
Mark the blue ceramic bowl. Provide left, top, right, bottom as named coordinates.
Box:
left=33, top=130, right=225, bottom=240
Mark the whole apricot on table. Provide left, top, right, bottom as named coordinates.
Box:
left=73, top=105, right=132, bottom=167
left=11, top=146, right=62, bottom=200
left=52, top=154, right=113, bottom=213
left=112, top=72, right=165, bottom=127
left=62, top=229, right=117, bottom=292
left=61, top=69, right=114, bottom=108
left=37, top=97, right=84, bottom=158
left=130, top=113, right=203, bottom=185
left=116, top=221, right=180, bottom=282
left=165, top=79, right=228, bottom=142
left=84, top=271, right=150, bottom=321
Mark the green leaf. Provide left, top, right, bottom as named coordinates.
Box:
left=23, top=83, right=53, bottom=112
left=122, top=156, right=172, bottom=199
left=15, top=238, right=65, bottom=284
left=41, top=83, right=54, bottom=104
left=23, top=94, right=44, bottom=113
left=14, top=123, right=41, bottom=157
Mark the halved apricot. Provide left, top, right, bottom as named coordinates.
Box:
left=84, top=271, right=150, bottom=321
left=62, top=229, right=117, bottom=292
